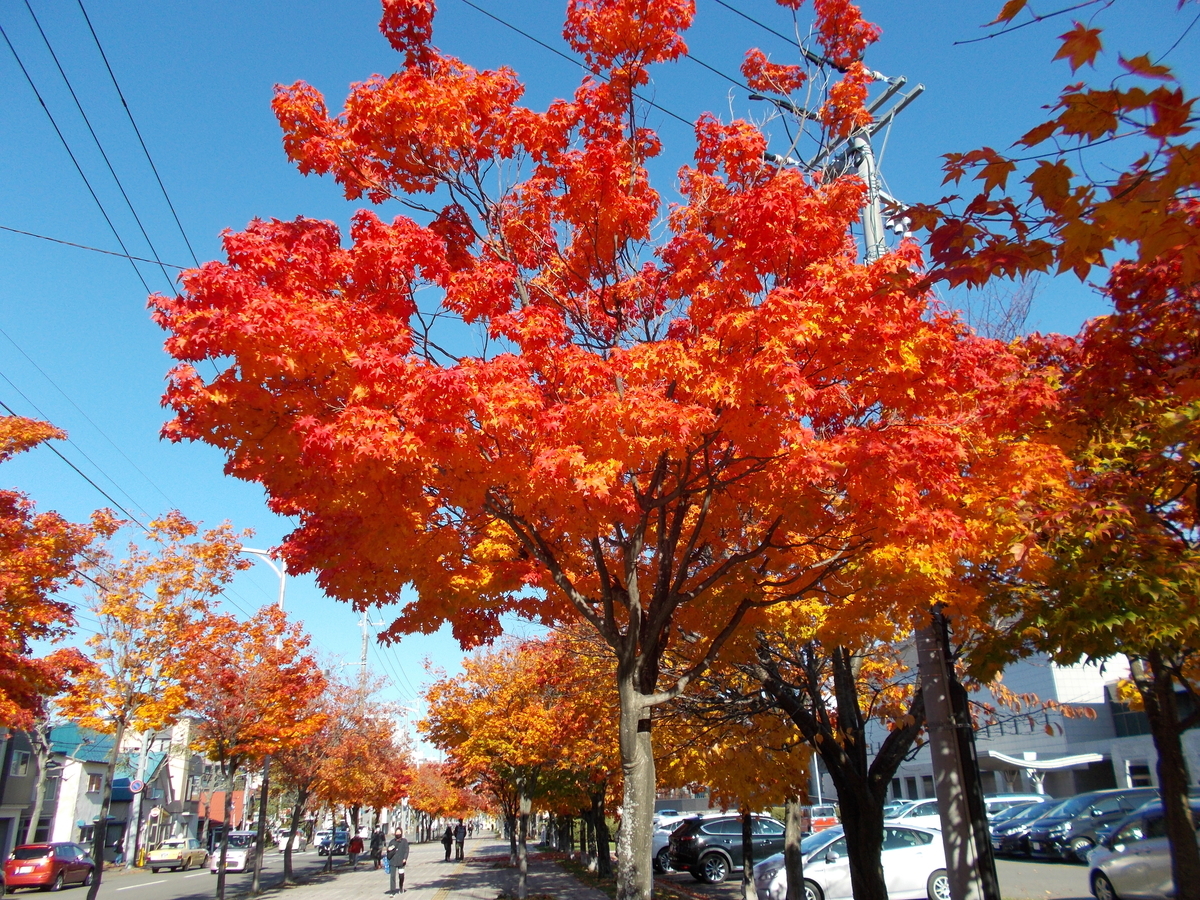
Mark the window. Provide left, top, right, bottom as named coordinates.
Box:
left=703, top=819, right=743, bottom=835
left=883, top=827, right=933, bottom=850
left=87, top=773, right=103, bottom=793
left=1090, top=796, right=1124, bottom=815
left=921, top=775, right=935, bottom=798
left=1127, top=762, right=1153, bottom=788
left=10, top=750, right=30, bottom=776
left=755, top=819, right=784, bottom=836
left=905, top=777, right=918, bottom=799
left=891, top=778, right=902, bottom=800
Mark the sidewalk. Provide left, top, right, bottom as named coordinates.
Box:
left=251, top=835, right=611, bottom=900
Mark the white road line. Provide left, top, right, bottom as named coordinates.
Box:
left=116, top=879, right=167, bottom=891
left=185, top=872, right=208, bottom=878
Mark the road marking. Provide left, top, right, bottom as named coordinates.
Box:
left=117, top=879, right=167, bottom=891
left=185, top=873, right=208, bottom=878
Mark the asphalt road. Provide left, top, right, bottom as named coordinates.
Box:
left=78, top=849, right=344, bottom=900
left=656, top=855, right=1095, bottom=900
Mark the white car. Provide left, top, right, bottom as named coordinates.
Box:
left=753, top=824, right=949, bottom=900
left=884, top=798, right=943, bottom=831
left=1088, top=801, right=1200, bottom=900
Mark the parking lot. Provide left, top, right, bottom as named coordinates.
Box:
left=655, top=856, right=1093, bottom=900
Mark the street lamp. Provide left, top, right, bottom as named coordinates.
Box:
left=240, top=548, right=286, bottom=612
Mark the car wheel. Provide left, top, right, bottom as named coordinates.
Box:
left=927, top=868, right=950, bottom=900
left=1091, top=872, right=1119, bottom=900
left=82, top=870, right=93, bottom=887
left=1070, top=837, right=1094, bottom=862
left=151, top=868, right=159, bottom=874
left=48, top=871, right=65, bottom=892
left=182, top=858, right=191, bottom=872
left=698, top=853, right=729, bottom=885
left=653, top=848, right=672, bottom=874
left=802, top=879, right=824, bottom=900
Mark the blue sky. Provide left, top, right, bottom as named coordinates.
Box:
left=1, top=0, right=1196, bottom=739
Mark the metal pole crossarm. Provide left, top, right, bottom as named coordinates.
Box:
left=807, top=77, right=915, bottom=171
left=867, top=84, right=926, bottom=139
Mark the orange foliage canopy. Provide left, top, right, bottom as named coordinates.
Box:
left=0, top=416, right=93, bottom=728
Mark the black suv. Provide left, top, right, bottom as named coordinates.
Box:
left=668, top=814, right=786, bottom=884
left=1026, top=788, right=1157, bottom=862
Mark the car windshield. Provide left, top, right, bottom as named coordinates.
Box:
left=12, top=847, right=51, bottom=860
left=227, top=834, right=255, bottom=848
left=801, top=827, right=843, bottom=853
left=991, top=803, right=1038, bottom=824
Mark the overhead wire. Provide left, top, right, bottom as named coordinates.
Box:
left=0, top=324, right=179, bottom=511
left=0, top=21, right=153, bottom=296
left=0, top=225, right=186, bottom=268
left=73, top=0, right=200, bottom=268
left=0, top=396, right=148, bottom=529
left=22, top=0, right=177, bottom=293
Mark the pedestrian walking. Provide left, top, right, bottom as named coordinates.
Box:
left=348, top=833, right=364, bottom=869
left=386, top=830, right=410, bottom=894
left=453, top=819, right=467, bottom=860
left=441, top=825, right=454, bottom=861
left=371, top=829, right=384, bottom=870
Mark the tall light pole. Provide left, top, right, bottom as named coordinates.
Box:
left=240, top=548, right=285, bottom=896
left=241, top=548, right=286, bottom=612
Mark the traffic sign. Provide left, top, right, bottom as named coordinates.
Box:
left=129, top=779, right=145, bottom=794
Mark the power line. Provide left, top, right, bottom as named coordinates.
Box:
left=455, top=0, right=694, bottom=127
left=0, top=396, right=148, bottom=529
left=73, top=0, right=201, bottom=267
left=0, top=225, right=186, bottom=269
left=0, top=22, right=152, bottom=295
left=22, top=0, right=177, bottom=294
left=0, top=324, right=179, bottom=511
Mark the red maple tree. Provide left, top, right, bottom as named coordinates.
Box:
left=152, top=3, right=1062, bottom=897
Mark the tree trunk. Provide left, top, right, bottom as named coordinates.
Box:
left=283, top=786, right=309, bottom=883
left=741, top=811, right=758, bottom=900
left=506, top=813, right=518, bottom=865
left=1138, top=651, right=1200, bottom=900
left=837, top=789, right=888, bottom=900
left=86, top=718, right=126, bottom=900
left=24, top=726, right=52, bottom=844
left=593, top=787, right=613, bottom=879
left=783, top=798, right=804, bottom=900
left=517, top=795, right=530, bottom=900
left=215, top=763, right=239, bottom=900
left=580, top=807, right=595, bottom=870
left=251, top=758, right=270, bottom=895
left=615, top=666, right=654, bottom=900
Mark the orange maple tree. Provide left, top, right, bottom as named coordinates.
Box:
left=186, top=605, right=325, bottom=900
left=56, top=510, right=248, bottom=900
left=151, top=2, right=1063, bottom=897
left=0, top=416, right=93, bottom=728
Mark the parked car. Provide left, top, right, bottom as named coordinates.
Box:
left=654, top=812, right=723, bottom=873
left=146, top=837, right=209, bottom=872
left=885, top=798, right=942, bottom=830
left=3, top=843, right=96, bottom=891
left=210, top=831, right=259, bottom=873
left=1087, top=800, right=1200, bottom=900
left=883, top=799, right=919, bottom=818
left=992, top=798, right=1071, bottom=856
left=983, top=793, right=1047, bottom=817
left=1027, top=788, right=1158, bottom=862
left=801, top=805, right=839, bottom=833
left=752, top=824, right=948, bottom=900
left=276, top=830, right=308, bottom=852
left=669, top=814, right=787, bottom=884
left=988, top=798, right=1051, bottom=830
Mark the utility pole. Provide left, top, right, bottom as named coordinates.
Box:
left=359, top=609, right=384, bottom=684
left=758, top=68, right=1000, bottom=900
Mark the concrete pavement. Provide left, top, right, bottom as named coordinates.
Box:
left=238, top=835, right=610, bottom=900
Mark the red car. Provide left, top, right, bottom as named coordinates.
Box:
left=3, top=843, right=95, bottom=892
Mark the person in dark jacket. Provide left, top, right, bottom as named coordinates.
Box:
left=370, top=829, right=384, bottom=870
left=386, top=830, right=410, bottom=894
left=453, top=819, right=467, bottom=860
left=441, top=825, right=454, bottom=861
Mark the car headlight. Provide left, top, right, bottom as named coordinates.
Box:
left=1048, top=823, right=1071, bottom=837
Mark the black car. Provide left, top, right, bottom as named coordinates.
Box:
left=317, top=829, right=349, bottom=856
left=668, top=814, right=786, bottom=884
left=1026, top=788, right=1158, bottom=862
left=992, top=798, right=1070, bottom=856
